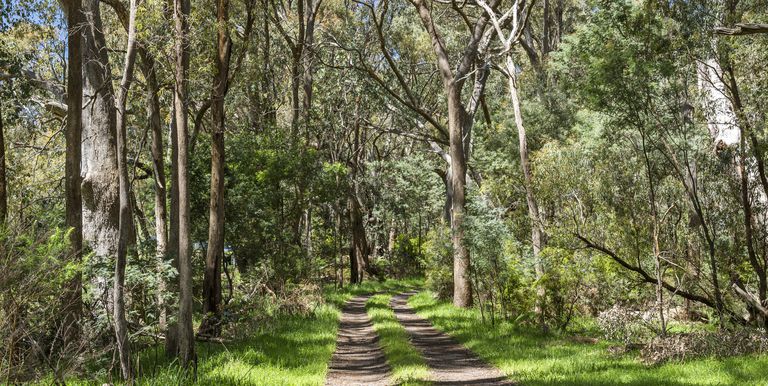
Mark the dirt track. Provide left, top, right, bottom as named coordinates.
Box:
left=391, top=292, right=513, bottom=385
left=325, top=294, right=392, bottom=386
left=326, top=292, right=513, bottom=386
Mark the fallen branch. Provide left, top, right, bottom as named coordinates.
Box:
left=195, top=335, right=229, bottom=344
left=731, top=279, right=768, bottom=318
left=715, top=23, right=768, bottom=35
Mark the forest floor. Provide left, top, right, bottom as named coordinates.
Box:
left=58, top=279, right=768, bottom=385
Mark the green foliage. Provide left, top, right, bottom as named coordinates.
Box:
left=408, top=291, right=768, bottom=386
left=0, top=226, right=77, bottom=381
left=421, top=226, right=453, bottom=301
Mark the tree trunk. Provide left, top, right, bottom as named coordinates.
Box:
left=410, top=0, right=490, bottom=307
left=62, top=0, right=83, bottom=347
left=348, top=106, right=372, bottom=284
left=336, top=203, right=344, bottom=288
left=80, top=0, right=121, bottom=336
left=113, top=0, right=139, bottom=377
left=139, top=48, right=169, bottom=329
left=302, top=0, right=318, bottom=137
left=0, top=99, right=6, bottom=225
left=173, top=0, right=196, bottom=367
left=304, top=207, right=313, bottom=275
left=505, top=54, right=547, bottom=329
left=349, top=194, right=368, bottom=283
left=447, top=88, right=472, bottom=307
left=349, top=241, right=359, bottom=284
left=165, top=104, right=180, bottom=357
left=290, top=49, right=301, bottom=137
left=201, top=0, right=232, bottom=337
left=81, top=0, right=119, bottom=262
left=738, top=122, right=766, bottom=323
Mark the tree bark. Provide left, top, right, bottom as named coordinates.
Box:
left=62, top=0, right=84, bottom=347
left=81, top=0, right=119, bottom=262
left=113, top=0, right=140, bottom=377
left=139, top=48, right=169, bottom=329
left=349, top=194, right=368, bottom=283
left=410, top=0, right=493, bottom=307
left=173, top=0, right=196, bottom=367
left=715, top=23, right=768, bottom=35
left=348, top=108, right=371, bottom=283
left=0, top=99, right=6, bottom=225
left=505, top=54, right=548, bottom=330
left=200, top=0, right=232, bottom=337
left=165, top=103, right=180, bottom=357
left=447, top=88, right=472, bottom=307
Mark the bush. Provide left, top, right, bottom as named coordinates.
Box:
left=0, top=226, right=82, bottom=382
left=597, top=304, right=652, bottom=345
left=641, top=329, right=768, bottom=364
left=422, top=226, right=453, bottom=300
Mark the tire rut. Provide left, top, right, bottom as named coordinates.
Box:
left=391, top=292, right=514, bottom=385
left=325, top=294, right=392, bottom=386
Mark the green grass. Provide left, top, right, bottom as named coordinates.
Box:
left=62, top=305, right=340, bottom=386
left=54, top=278, right=424, bottom=386
left=366, top=293, right=431, bottom=386
left=323, top=277, right=425, bottom=308
left=408, top=291, right=768, bottom=386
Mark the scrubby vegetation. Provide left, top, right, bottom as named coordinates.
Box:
left=409, top=291, right=768, bottom=385
left=2, top=0, right=768, bottom=382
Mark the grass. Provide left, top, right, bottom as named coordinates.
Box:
left=366, top=293, right=431, bottom=386
left=407, top=291, right=768, bottom=386
left=55, top=278, right=424, bottom=386
left=62, top=304, right=340, bottom=386
left=324, top=277, right=425, bottom=309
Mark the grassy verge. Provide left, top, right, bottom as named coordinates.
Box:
left=56, top=278, right=426, bottom=385
left=408, top=291, right=768, bottom=386
left=366, top=293, right=431, bottom=386
left=60, top=304, right=339, bottom=386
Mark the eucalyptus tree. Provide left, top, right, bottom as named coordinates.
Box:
left=61, top=0, right=83, bottom=346
left=200, top=0, right=256, bottom=337
left=81, top=0, right=119, bottom=268
left=346, top=0, right=496, bottom=306
left=172, top=0, right=195, bottom=365
left=112, top=0, right=141, bottom=376
left=477, top=0, right=553, bottom=328
left=103, top=0, right=172, bottom=330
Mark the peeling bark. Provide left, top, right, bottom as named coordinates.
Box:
left=81, top=0, right=119, bottom=260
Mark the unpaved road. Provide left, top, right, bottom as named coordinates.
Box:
left=326, top=292, right=513, bottom=386
left=391, top=292, right=514, bottom=385
left=325, top=294, right=392, bottom=386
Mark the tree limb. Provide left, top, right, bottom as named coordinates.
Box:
left=575, top=233, right=717, bottom=309
left=715, top=23, right=768, bottom=35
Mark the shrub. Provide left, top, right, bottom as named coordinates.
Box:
left=0, top=226, right=81, bottom=382
left=641, top=329, right=768, bottom=364
left=422, top=226, right=453, bottom=300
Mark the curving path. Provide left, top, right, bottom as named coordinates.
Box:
left=390, top=292, right=514, bottom=386
left=325, top=294, right=392, bottom=386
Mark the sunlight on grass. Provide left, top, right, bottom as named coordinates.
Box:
left=407, top=291, right=768, bottom=386
left=124, top=304, right=340, bottom=386
left=57, top=279, right=425, bottom=385
left=366, top=293, right=431, bottom=386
